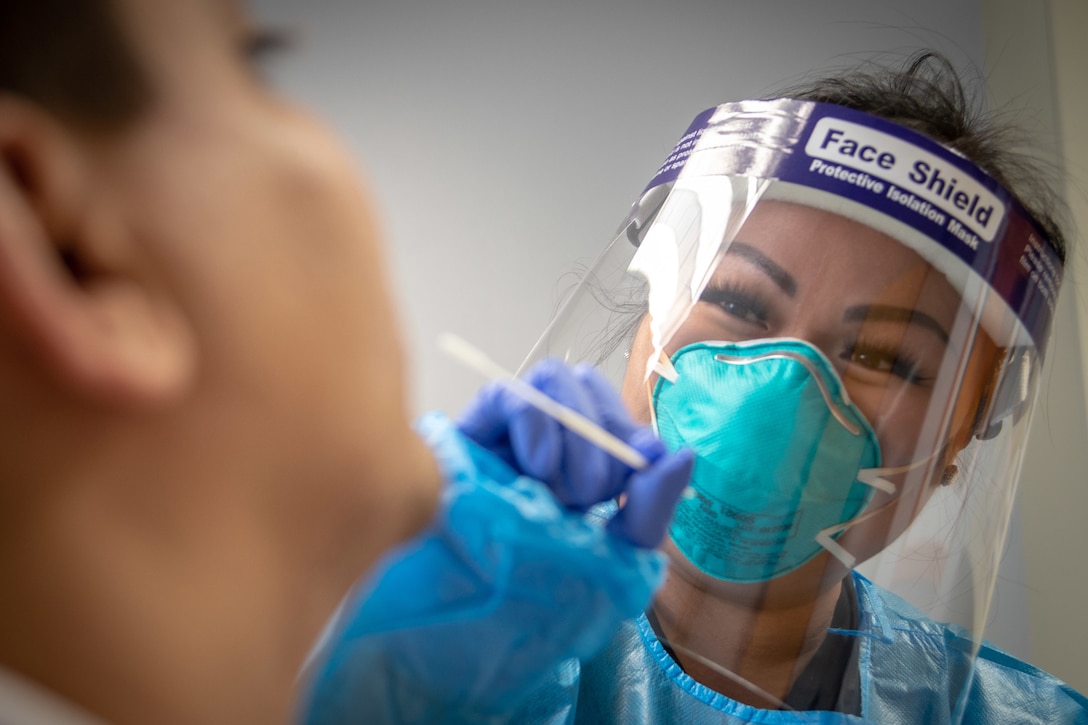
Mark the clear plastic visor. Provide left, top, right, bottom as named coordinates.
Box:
left=521, top=176, right=1042, bottom=720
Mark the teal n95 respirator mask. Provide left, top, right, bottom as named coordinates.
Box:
left=654, top=338, right=885, bottom=583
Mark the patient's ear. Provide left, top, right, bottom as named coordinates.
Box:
left=0, top=96, right=196, bottom=408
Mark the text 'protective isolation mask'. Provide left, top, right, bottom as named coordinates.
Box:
left=654, top=339, right=882, bottom=582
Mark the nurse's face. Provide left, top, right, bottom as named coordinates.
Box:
left=624, top=199, right=997, bottom=467
left=621, top=200, right=999, bottom=574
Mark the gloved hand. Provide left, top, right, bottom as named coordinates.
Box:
left=456, top=357, right=692, bottom=547
left=300, top=360, right=694, bottom=725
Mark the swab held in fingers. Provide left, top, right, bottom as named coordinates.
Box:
left=438, top=333, right=649, bottom=470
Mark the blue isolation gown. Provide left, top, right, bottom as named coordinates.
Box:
left=504, top=570, right=1088, bottom=725
left=301, top=413, right=668, bottom=725
left=301, top=413, right=1088, bottom=725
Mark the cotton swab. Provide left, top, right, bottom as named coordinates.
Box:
left=437, top=333, right=649, bottom=470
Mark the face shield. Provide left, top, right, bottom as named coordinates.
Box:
left=521, top=99, right=1063, bottom=718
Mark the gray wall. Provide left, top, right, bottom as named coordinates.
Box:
left=254, top=0, right=987, bottom=413
left=980, top=0, right=1088, bottom=693
left=253, top=0, right=1086, bottom=689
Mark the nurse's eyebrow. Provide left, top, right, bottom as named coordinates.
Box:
left=726, top=242, right=797, bottom=296
left=843, top=305, right=950, bottom=343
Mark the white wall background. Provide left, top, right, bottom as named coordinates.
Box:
left=251, top=0, right=1087, bottom=691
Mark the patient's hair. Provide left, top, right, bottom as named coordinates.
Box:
left=0, top=0, right=149, bottom=130
left=771, top=50, right=1067, bottom=259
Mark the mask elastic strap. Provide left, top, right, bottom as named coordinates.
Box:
left=646, top=348, right=675, bottom=435
left=855, top=445, right=944, bottom=494
left=815, top=506, right=891, bottom=571
left=816, top=449, right=943, bottom=569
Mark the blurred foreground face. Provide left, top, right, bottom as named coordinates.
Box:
left=103, top=0, right=440, bottom=550
left=0, top=1, right=442, bottom=722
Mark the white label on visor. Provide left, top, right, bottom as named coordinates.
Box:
left=805, top=118, right=1006, bottom=244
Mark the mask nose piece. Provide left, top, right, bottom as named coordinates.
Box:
left=714, top=350, right=862, bottom=435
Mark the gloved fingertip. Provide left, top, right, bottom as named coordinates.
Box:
left=607, top=447, right=696, bottom=548
left=658, top=448, right=696, bottom=498
left=671, top=445, right=695, bottom=468
left=455, top=382, right=507, bottom=444
left=628, top=427, right=667, bottom=462
left=605, top=509, right=657, bottom=550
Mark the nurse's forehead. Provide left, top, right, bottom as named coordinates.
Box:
left=738, top=201, right=925, bottom=266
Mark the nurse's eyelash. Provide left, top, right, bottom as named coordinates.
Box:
left=841, top=338, right=931, bottom=384
left=699, top=282, right=770, bottom=328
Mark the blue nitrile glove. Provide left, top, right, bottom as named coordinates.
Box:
left=456, top=357, right=689, bottom=548
left=300, top=360, right=693, bottom=725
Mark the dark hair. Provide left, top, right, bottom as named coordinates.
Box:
left=769, top=51, right=1068, bottom=261
left=0, top=0, right=150, bottom=130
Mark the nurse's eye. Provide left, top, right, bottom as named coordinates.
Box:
left=842, top=339, right=931, bottom=384
left=699, top=283, right=769, bottom=329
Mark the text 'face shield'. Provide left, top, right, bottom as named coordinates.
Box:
left=522, top=99, right=1063, bottom=719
